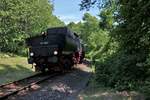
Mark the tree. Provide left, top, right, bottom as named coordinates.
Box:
left=80, top=0, right=150, bottom=97
left=0, top=0, right=64, bottom=54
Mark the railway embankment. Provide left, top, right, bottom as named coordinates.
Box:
left=0, top=56, right=35, bottom=85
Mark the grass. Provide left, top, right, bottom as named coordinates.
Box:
left=0, top=55, right=36, bottom=85
left=78, top=76, right=145, bottom=100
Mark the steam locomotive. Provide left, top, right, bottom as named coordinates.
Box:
left=26, top=27, right=85, bottom=72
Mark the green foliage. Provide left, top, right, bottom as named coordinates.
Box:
left=68, top=22, right=83, bottom=35
left=80, top=0, right=150, bottom=97
left=96, top=52, right=149, bottom=90
left=0, top=0, right=64, bottom=55
left=80, top=0, right=110, bottom=10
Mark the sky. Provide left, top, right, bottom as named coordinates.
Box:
left=52, top=0, right=99, bottom=24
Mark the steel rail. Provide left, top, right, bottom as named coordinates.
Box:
left=0, top=73, right=42, bottom=87
left=0, top=73, right=59, bottom=100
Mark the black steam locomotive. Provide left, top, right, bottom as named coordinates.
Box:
left=26, top=27, right=84, bottom=72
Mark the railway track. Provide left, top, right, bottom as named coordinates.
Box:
left=0, top=72, right=59, bottom=100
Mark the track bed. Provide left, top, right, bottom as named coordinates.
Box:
left=0, top=72, right=59, bottom=99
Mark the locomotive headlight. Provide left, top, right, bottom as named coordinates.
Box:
left=54, top=51, right=58, bottom=55
left=30, top=52, right=34, bottom=56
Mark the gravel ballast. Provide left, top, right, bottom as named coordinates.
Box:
left=7, top=64, right=91, bottom=100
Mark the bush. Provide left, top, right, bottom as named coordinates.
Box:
left=95, top=51, right=150, bottom=92
left=139, top=78, right=150, bottom=99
